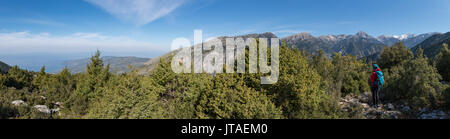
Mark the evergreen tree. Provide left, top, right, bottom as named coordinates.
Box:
left=0, top=73, right=6, bottom=90
left=5, top=66, right=32, bottom=89
left=331, top=53, right=369, bottom=96
left=44, top=67, right=75, bottom=104
left=383, top=50, right=444, bottom=110
left=270, top=45, right=342, bottom=119
left=150, top=58, right=212, bottom=119
left=378, top=42, right=414, bottom=70
left=444, top=85, right=450, bottom=110
left=435, top=43, right=450, bottom=82
left=66, top=50, right=110, bottom=117
left=87, top=68, right=164, bottom=119
left=32, top=66, right=49, bottom=91
left=196, top=73, right=282, bottom=119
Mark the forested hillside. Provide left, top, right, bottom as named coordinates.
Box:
left=0, top=40, right=449, bottom=119
left=412, top=32, right=450, bottom=58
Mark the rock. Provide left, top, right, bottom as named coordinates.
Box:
left=431, top=115, right=438, bottom=119
left=436, top=111, right=445, bottom=116
left=376, top=111, right=383, bottom=115
left=33, top=105, right=51, bottom=114
left=11, top=100, right=28, bottom=106
left=40, top=96, right=47, bottom=100
left=420, top=111, right=440, bottom=119
left=361, top=103, right=370, bottom=108
left=386, top=103, right=395, bottom=110
left=420, top=108, right=429, bottom=114
left=420, top=113, right=429, bottom=119
left=359, top=92, right=371, bottom=103
left=443, top=115, right=450, bottom=119
left=51, top=108, right=60, bottom=113
left=402, top=106, right=411, bottom=112
left=376, top=104, right=384, bottom=110
left=385, top=111, right=400, bottom=119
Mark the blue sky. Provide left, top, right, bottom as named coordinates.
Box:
left=0, top=0, right=449, bottom=71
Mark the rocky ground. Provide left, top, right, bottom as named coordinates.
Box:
left=11, top=96, right=62, bottom=117
left=340, top=92, right=450, bottom=119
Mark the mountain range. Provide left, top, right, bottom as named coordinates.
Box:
left=411, top=32, right=450, bottom=58
left=377, top=32, right=438, bottom=48
left=283, top=31, right=439, bottom=58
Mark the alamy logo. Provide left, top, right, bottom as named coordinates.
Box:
left=171, top=30, right=279, bottom=84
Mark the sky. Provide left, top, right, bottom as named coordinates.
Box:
left=0, top=0, right=449, bottom=72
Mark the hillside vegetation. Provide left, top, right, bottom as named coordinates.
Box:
left=0, top=40, right=449, bottom=119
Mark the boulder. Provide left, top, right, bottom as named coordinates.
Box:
left=361, top=103, right=370, bottom=108
left=11, top=100, right=28, bottom=106
left=386, top=103, right=395, bottom=110
left=55, top=102, right=62, bottom=106
left=359, top=92, right=371, bottom=103
left=33, top=105, right=51, bottom=114
left=385, top=111, right=401, bottom=119
left=51, top=108, right=60, bottom=113
left=436, top=111, right=446, bottom=116
left=420, top=108, right=429, bottom=113
left=401, top=106, right=411, bottom=112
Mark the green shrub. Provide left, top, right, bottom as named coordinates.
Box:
left=331, top=53, right=369, bottom=96
left=270, top=46, right=343, bottom=119
left=444, top=85, right=450, bottom=110
left=5, top=66, right=33, bottom=89
left=435, top=43, right=450, bottom=82
left=378, top=42, right=414, bottom=70
left=0, top=74, right=6, bottom=90
left=383, top=54, right=444, bottom=110
left=196, top=74, right=282, bottom=119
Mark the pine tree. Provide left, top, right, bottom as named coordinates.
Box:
left=444, top=85, right=450, bottom=110
left=270, top=45, right=342, bottom=119
left=66, top=50, right=111, bottom=117
left=331, top=53, right=369, bottom=96
left=383, top=49, right=444, bottom=110
left=6, top=66, right=32, bottom=89
left=435, top=43, right=450, bottom=82
left=87, top=68, right=164, bottom=119
left=45, top=67, right=75, bottom=103
left=196, top=73, right=282, bottom=119
left=0, top=74, right=6, bottom=90
left=378, top=42, right=414, bottom=70
left=32, top=66, right=49, bottom=91
left=310, top=50, right=336, bottom=95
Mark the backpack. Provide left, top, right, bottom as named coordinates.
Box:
left=376, top=71, right=384, bottom=86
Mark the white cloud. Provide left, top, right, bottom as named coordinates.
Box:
left=85, top=0, right=187, bottom=26
left=0, top=31, right=167, bottom=55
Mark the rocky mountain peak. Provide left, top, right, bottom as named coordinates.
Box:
left=289, top=32, right=314, bottom=40
left=356, top=31, right=370, bottom=38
